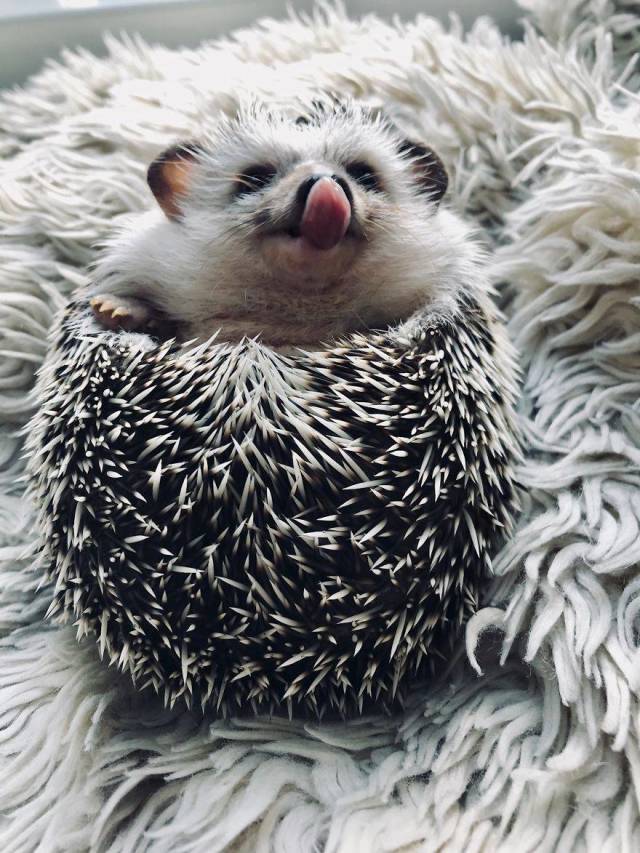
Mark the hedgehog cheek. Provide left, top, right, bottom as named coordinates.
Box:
left=147, top=142, right=201, bottom=220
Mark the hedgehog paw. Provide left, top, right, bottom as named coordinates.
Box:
left=90, top=294, right=153, bottom=332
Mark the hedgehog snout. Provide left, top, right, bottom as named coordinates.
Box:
left=296, top=173, right=353, bottom=207
left=254, top=166, right=364, bottom=282
left=255, top=166, right=360, bottom=242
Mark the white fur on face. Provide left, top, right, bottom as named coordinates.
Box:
left=88, top=104, right=486, bottom=347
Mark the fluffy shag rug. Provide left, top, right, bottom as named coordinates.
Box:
left=1, top=0, right=640, bottom=849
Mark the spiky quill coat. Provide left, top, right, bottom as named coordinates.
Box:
left=26, top=289, right=519, bottom=718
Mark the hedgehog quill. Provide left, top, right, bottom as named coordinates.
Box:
left=27, top=103, right=521, bottom=718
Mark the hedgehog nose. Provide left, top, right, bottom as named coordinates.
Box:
left=298, top=175, right=352, bottom=251
left=296, top=174, right=353, bottom=206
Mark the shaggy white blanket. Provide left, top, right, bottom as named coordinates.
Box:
left=1, top=0, right=640, bottom=849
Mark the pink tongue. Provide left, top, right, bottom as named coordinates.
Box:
left=299, top=177, right=351, bottom=250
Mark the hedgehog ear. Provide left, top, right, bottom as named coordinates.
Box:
left=147, top=142, right=201, bottom=220
left=398, top=140, right=448, bottom=205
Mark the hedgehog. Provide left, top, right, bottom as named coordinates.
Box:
left=26, top=103, right=521, bottom=718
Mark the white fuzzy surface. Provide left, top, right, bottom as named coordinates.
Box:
left=1, top=1, right=640, bottom=850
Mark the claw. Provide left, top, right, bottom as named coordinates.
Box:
left=90, top=293, right=152, bottom=332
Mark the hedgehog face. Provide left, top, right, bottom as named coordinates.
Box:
left=94, top=104, right=477, bottom=346
left=172, top=105, right=448, bottom=290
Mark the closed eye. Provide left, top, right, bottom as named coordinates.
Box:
left=345, top=161, right=382, bottom=192
left=233, top=164, right=277, bottom=197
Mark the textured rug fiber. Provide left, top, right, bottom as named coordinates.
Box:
left=1, top=0, right=640, bottom=850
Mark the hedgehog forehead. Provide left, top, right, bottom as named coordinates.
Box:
left=201, top=111, right=398, bottom=174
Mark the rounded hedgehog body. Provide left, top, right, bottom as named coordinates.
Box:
left=27, top=292, right=519, bottom=717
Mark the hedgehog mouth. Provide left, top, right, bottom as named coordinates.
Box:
left=276, top=223, right=361, bottom=244
left=257, top=207, right=363, bottom=248
left=259, top=228, right=360, bottom=282
left=258, top=181, right=362, bottom=276
left=263, top=228, right=358, bottom=256
left=284, top=225, right=358, bottom=242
